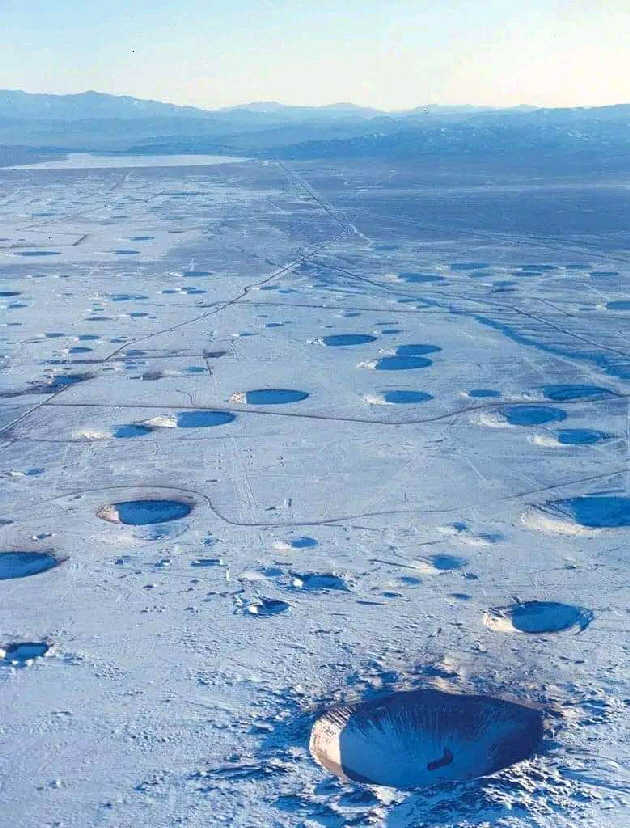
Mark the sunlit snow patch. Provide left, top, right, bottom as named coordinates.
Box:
left=310, top=689, right=543, bottom=789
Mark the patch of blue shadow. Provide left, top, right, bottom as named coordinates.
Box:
left=375, top=356, right=432, bottom=371
left=396, top=344, right=441, bottom=356
left=113, top=424, right=154, bottom=438
left=244, top=389, right=308, bottom=404
left=450, top=262, right=489, bottom=270
left=382, top=390, right=432, bottom=404
left=501, top=405, right=566, bottom=426
left=509, top=601, right=592, bottom=633
left=557, top=429, right=608, bottom=446
left=549, top=495, right=630, bottom=529
left=541, top=384, right=612, bottom=402
left=176, top=410, right=235, bottom=427
left=469, top=388, right=501, bottom=398
left=0, top=551, right=59, bottom=580
left=113, top=500, right=192, bottom=525
left=323, top=334, right=377, bottom=347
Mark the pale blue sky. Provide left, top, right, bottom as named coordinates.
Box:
left=2, top=0, right=629, bottom=109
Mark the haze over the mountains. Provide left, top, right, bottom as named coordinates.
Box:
left=1, top=89, right=629, bottom=167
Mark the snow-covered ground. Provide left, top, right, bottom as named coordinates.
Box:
left=0, top=155, right=629, bottom=827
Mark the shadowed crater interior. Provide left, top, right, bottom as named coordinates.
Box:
left=0, top=551, right=61, bottom=580
left=540, top=384, right=613, bottom=402
left=2, top=642, right=50, bottom=662
left=383, top=390, right=433, bottom=404
left=501, top=405, right=566, bottom=426
left=544, top=495, right=630, bottom=529
left=176, top=410, right=235, bottom=427
left=322, top=334, right=377, bottom=347
left=244, top=389, right=309, bottom=405
left=486, top=600, right=593, bottom=633
left=98, top=499, right=192, bottom=525
left=310, top=689, right=543, bottom=789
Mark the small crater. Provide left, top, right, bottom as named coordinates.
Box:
left=428, top=554, right=467, bottom=571
left=236, top=389, right=309, bottom=405
left=501, top=405, right=566, bottom=426
left=450, top=262, right=489, bottom=271
left=556, top=429, right=609, bottom=446
left=380, top=390, right=433, bottom=404
left=310, top=689, right=543, bottom=789
left=468, top=388, right=501, bottom=398
left=372, top=356, right=432, bottom=371
left=485, top=601, right=592, bottom=634
left=1, top=642, right=50, bottom=663
left=399, top=273, right=445, bottom=283
left=322, top=334, right=377, bottom=347
left=0, top=551, right=61, bottom=580
left=113, top=424, right=154, bottom=438
left=17, top=250, right=60, bottom=257
left=245, top=598, right=290, bottom=617
left=538, top=495, right=630, bottom=530
left=97, top=499, right=192, bottom=525
left=176, top=410, right=235, bottom=428
left=395, top=344, right=441, bottom=356
left=291, top=572, right=349, bottom=592
left=540, top=384, right=612, bottom=402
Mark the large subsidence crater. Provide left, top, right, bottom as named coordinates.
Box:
left=310, top=688, right=543, bottom=789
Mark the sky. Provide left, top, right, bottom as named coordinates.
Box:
left=1, top=0, right=629, bottom=110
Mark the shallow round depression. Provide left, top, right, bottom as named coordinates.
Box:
left=97, top=499, right=192, bottom=525
left=310, top=689, right=543, bottom=790
left=0, top=551, right=60, bottom=580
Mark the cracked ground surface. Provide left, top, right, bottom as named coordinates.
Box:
left=1, top=154, right=629, bottom=827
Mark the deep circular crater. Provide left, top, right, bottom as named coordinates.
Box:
left=0, top=551, right=61, bottom=580
left=322, top=334, right=377, bottom=347
left=244, top=389, right=309, bottom=405
left=543, top=495, right=630, bottom=529
left=98, top=499, right=192, bottom=525
left=501, top=405, right=566, bottom=426
left=2, top=642, right=50, bottom=662
left=486, top=600, right=592, bottom=633
left=176, top=410, right=235, bottom=428
left=310, top=689, right=543, bottom=789
left=382, top=390, right=433, bottom=404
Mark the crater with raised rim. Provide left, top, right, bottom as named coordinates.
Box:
left=97, top=499, right=192, bottom=525
left=310, top=689, right=543, bottom=789
left=0, top=551, right=61, bottom=580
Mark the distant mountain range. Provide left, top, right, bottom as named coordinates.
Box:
left=1, top=89, right=629, bottom=165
